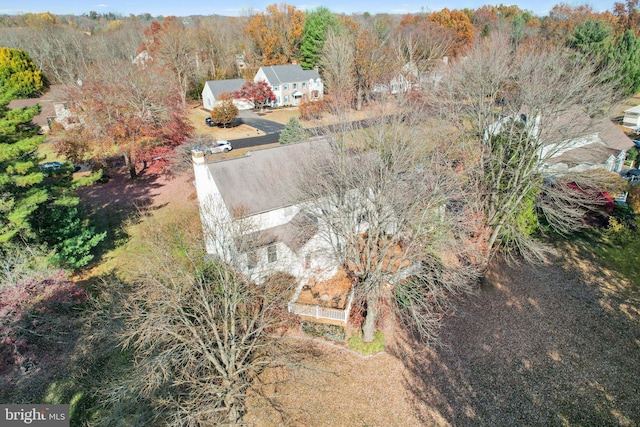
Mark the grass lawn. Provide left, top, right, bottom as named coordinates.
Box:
left=187, top=103, right=265, bottom=140
left=33, top=96, right=640, bottom=425
left=38, top=140, right=66, bottom=163
left=571, top=225, right=640, bottom=289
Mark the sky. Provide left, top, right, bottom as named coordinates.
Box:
left=1, top=0, right=619, bottom=19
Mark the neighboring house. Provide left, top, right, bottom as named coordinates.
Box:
left=132, top=50, right=151, bottom=67
left=192, top=140, right=352, bottom=324
left=254, top=63, right=323, bottom=107
left=488, top=109, right=633, bottom=175
left=201, top=79, right=253, bottom=111
left=539, top=112, right=633, bottom=175
left=427, top=56, right=449, bottom=88
left=7, top=85, right=77, bottom=132
left=373, top=73, right=414, bottom=96
left=373, top=57, right=450, bottom=96
left=622, top=104, right=640, bottom=129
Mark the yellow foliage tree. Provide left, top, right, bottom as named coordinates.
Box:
left=245, top=4, right=305, bottom=65
left=428, top=8, right=474, bottom=56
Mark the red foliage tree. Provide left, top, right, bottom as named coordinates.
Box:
left=62, top=62, right=193, bottom=179
left=233, top=80, right=276, bottom=110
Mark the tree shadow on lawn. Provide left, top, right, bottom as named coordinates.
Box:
left=75, top=165, right=167, bottom=265
left=395, top=257, right=640, bottom=426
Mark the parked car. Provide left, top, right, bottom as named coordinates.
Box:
left=39, top=161, right=63, bottom=176
left=626, top=168, right=640, bottom=183
left=205, top=117, right=215, bottom=127
left=204, top=141, right=233, bottom=154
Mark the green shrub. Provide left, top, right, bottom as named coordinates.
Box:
left=347, top=331, right=385, bottom=355
left=301, top=322, right=345, bottom=341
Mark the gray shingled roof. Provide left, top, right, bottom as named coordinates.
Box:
left=242, top=211, right=318, bottom=252
left=539, top=109, right=633, bottom=151
left=204, top=79, right=246, bottom=98
left=546, top=142, right=620, bottom=166
left=207, top=139, right=330, bottom=219
left=259, top=64, right=320, bottom=85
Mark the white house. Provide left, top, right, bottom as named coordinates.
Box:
left=192, top=140, right=338, bottom=285
left=254, top=64, right=323, bottom=107
left=201, top=79, right=253, bottom=111
left=623, top=104, right=640, bottom=129
left=539, top=111, right=633, bottom=174
left=488, top=109, right=634, bottom=175
left=192, top=140, right=360, bottom=324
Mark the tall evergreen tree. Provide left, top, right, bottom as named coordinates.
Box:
left=1, top=71, right=104, bottom=267
left=300, top=7, right=339, bottom=70
left=0, top=92, right=47, bottom=243
left=610, top=29, right=640, bottom=96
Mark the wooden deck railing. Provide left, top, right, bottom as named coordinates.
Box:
left=288, top=290, right=354, bottom=324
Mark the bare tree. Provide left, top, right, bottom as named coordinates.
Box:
left=320, top=28, right=355, bottom=115
left=439, top=34, right=623, bottom=261
left=97, top=215, right=294, bottom=426
left=0, top=18, right=146, bottom=85
left=391, top=20, right=454, bottom=76
left=193, top=15, right=249, bottom=80
left=139, top=17, right=202, bottom=108
left=297, top=110, right=485, bottom=343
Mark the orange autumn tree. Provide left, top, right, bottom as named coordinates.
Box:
left=245, top=4, right=305, bottom=65
left=428, top=8, right=474, bottom=56
left=541, top=4, right=617, bottom=43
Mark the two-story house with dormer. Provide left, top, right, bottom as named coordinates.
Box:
left=254, top=64, right=323, bottom=107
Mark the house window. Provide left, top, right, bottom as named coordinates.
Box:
left=273, top=85, right=279, bottom=91
left=293, top=83, right=297, bottom=89
left=284, top=95, right=289, bottom=103
left=283, top=84, right=288, bottom=90
left=247, top=251, right=258, bottom=270
left=267, top=244, right=277, bottom=263
left=302, top=82, right=306, bottom=89
left=305, top=253, right=312, bottom=269
left=357, top=212, right=367, bottom=224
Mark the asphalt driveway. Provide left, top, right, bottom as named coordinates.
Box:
left=236, top=110, right=285, bottom=134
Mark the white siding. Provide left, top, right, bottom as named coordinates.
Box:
left=250, top=205, right=300, bottom=232
left=202, top=85, right=215, bottom=110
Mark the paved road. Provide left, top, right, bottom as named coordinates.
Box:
left=237, top=116, right=285, bottom=134
left=228, top=113, right=396, bottom=150
left=231, top=132, right=281, bottom=149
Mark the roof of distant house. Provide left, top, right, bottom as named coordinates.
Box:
left=258, top=64, right=320, bottom=85
left=546, top=142, right=621, bottom=166
left=207, top=139, right=330, bottom=219
left=624, top=104, right=640, bottom=115
left=7, top=84, right=68, bottom=129
left=203, top=79, right=246, bottom=98
left=538, top=108, right=633, bottom=151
